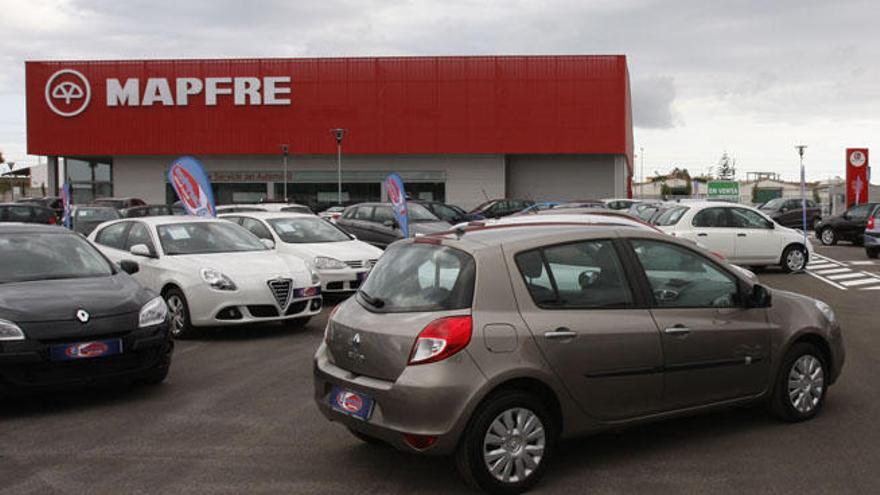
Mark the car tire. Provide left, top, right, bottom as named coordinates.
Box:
left=347, top=427, right=384, bottom=445
left=819, top=228, right=837, bottom=246
left=769, top=342, right=828, bottom=422
left=163, top=288, right=193, bottom=339
left=455, top=390, right=555, bottom=495
left=868, top=248, right=880, bottom=259
left=781, top=245, right=808, bottom=273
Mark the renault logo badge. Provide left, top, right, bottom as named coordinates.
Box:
left=351, top=333, right=361, bottom=347
left=76, top=309, right=90, bottom=323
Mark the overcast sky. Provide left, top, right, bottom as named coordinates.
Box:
left=1, top=0, right=877, bottom=181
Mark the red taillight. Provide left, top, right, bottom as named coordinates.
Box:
left=408, top=316, right=472, bottom=365
left=403, top=433, right=438, bottom=450
left=48, top=215, right=57, bottom=225
left=869, top=216, right=875, bottom=230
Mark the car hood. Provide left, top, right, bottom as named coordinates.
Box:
left=0, top=273, right=148, bottom=323
left=277, top=240, right=383, bottom=263
left=169, top=250, right=311, bottom=281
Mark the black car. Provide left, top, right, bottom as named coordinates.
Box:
left=120, top=204, right=182, bottom=218
left=814, top=202, right=880, bottom=246
left=16, top=196, right=63, bottom=220
left=0, top=224, right=172, bottom=395
left=410, top=200, right=469, bottom=224
left=759, top=198, right=823, bottom=230
left=0, top=203, right=58, bottom=225
left=467, top=199, right=535, bottom=220
left=71, top=205, right=122, bottom=236
left=335, top=202, right=452, bottom=248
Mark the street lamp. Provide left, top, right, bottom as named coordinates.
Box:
left=331, top=129, right=347, bottom=205
left=795, top=145, right=808, bottom=254
left=281, top=144, right=289, bottom=201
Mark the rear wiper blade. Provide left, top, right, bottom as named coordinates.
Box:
left=359, top=290, right=385, bottom=308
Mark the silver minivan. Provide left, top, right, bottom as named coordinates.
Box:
left=314, top=223, right=845, bottom=494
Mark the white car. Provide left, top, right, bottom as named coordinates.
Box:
left=219, top=212, right=383, bottom=293
left=653, top=202, right=813, bottom=272
left=215, top=203, right=313, bottom=215
left=89, top=217, right=322, bottom=337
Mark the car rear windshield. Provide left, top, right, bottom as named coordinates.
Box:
left=76, top=208, right=121, bottom=221
left=267, top=217, right=351, bottom=243
left=654, top=206, right=689, bottom=226
left=157, top=222, right=267, bottom=255
left=0, top=233, right=114, bottom=284
left=357, top=243, right=475, bottom=313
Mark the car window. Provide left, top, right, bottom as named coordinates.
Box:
left=267, top=217, right=351, bottom=243
left=354, top=206, right=373, bottom=220
left=241, top=218, right=273, bottom=240
left=125, top=222, right=156, bottom=255
left=692, top=207, right=733, bottom=228
left=358, top=243, right=475, bottom=313
left=630, top=239, right=738, bottom=308
left=373, top=206, right=395, bottom=224
left=342, top=207, right=358, bottom=219
left=281, top=205, right=312, bottom=214
left=654, top=206, right=688, bottom=226
left=847, top=204, right=871, bottom=220
left=157, top=222, right=267, bottom=255
left=95, top=222, right=130, bottom=250
left=729, top=208, right=773, bottom=229
left=5, top=205, right=33, bottom=222
left=516, top=240, right=633, bottom=309
left=0, top=233, right=114, bottom=284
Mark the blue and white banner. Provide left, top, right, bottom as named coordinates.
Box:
left=168, top=156, right=216, bottom=217
left=61, top=182, right=72, bottom=228
left=383, top=173, right=409, bottom=238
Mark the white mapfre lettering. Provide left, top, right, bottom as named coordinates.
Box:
left=104, top=76, right=291, bottom=107
left=107, top=78, right=140, bottom=106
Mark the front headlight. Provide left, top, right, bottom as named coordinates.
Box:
left=200, top=268, right=237, bottom=291
left=313, top=256, right=348, bottom=270
left=815, top=300, right=837, bottom=326
left=139, top=296, right=168, bottom=328
left=0, top=319, right=25, bottom=341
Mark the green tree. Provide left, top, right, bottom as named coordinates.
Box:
left=716, top=151, right=736, bottom=180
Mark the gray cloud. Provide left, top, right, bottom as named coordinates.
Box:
left=632, top=76, right=679, bottom=129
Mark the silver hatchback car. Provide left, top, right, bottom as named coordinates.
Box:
left=314, top=223, right=845, bottom=494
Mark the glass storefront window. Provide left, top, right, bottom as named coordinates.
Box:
left=64, top=158, right=112, bottom=204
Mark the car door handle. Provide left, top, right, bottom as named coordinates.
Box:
left=664, top=325, right=691, bottom=336
left=697, top=233, right=708, bottom=237
left=737, top=233, right=747, bottom=237
left=544, top=328, right=577, bottom=340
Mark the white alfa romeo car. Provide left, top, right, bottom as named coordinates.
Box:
left=89, top=217, right=322, bottom=337
left=219, top=212, right=383, bottom=293
left=654, top=202, right=814, bottom=272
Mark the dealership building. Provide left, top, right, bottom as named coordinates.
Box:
left=26, top=55, right=633, bottom=209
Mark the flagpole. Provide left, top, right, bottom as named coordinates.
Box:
left=796, top=145, right=808, bottom=253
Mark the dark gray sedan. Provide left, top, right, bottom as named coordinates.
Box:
left=315, top=222, right=845, bottom=494
left=335, top=202, right=452, bottom=248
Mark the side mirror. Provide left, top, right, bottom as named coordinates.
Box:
left=260, top=238, right=276, bottom=250
left=118, top=260, right=140, bottom=275
left=130, top=244, right=154, bottom=258
left=748, top=284, right=772, bottom=308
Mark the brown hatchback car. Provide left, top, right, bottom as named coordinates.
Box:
left=314, top=223, right=845, bottom=494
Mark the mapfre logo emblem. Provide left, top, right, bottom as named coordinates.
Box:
left=44, top=69, right=91, bottom=117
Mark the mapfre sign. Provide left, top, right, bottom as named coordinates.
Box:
left=26, top=57, right=632, bottom=158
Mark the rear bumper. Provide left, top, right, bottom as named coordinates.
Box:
left=863, top=232, right=880, bottom=248
left=0, top=323, right=173, bottom=392
left=313, top=342, right=486, bottom=455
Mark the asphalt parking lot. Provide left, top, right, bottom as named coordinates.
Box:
left=2, top=243, right=879, bottom=494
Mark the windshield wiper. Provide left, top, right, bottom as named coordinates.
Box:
left=359, top=290, right=385, bottom=308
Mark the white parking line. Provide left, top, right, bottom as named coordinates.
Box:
left=805, top=270, right=848, bottom=290
left=815, top=267, right=851, bottom=275
left=807, top=263, right=837, bottom=270
left=826, top=272, right=866, bottom=281
left=849, top=261, right=876, bottom=266
left=840, top=278, right=880, bottom=287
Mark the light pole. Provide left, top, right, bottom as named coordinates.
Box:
left=795, top=145, right=808, bottom=253
left=281, top=144, right=289, bottom=201
left=331, top=129, right=347, bottom=205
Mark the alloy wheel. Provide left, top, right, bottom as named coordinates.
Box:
left=786, top=248, right=806, bottom=272
left=821, top=229, right=835, bottom=245
left=482, top=407, right=546, bottom=484
left=788, top=354, right=825, bottom=414
left=166, top=295, right=187, bottom=337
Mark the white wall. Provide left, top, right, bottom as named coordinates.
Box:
left=505, top=154, right=622, bottom=201
left=112, top=154, right=506, bottom=210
